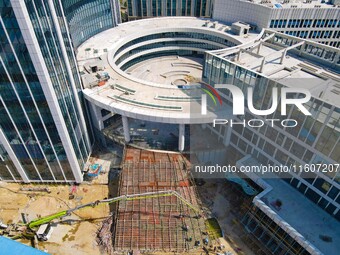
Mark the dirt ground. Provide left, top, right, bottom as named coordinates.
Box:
left=0, top=182, right=109, bottom=255
left=0, top=148, right=255, bottom=255
left=0, top=180, right=255, bottom=255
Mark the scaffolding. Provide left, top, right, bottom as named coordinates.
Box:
left=113, top=148, right=206, bottom=252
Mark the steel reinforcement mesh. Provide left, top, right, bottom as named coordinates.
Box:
left=113, top=148, right=206, bottom=252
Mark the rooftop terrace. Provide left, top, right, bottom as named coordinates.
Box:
left=212, top=29, right=340, bottom=108
left=76, top=17, right=257, bottom=63
left=77, top=17, right=255, bottom=124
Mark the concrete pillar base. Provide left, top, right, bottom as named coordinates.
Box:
left=122, top=115, right=130, bottom=143
left=178, top=124, right=185, bottom=152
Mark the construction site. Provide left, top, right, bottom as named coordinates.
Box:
left=113, top=148, right=205, bottom=253
left=0, top=146, right=256, bottom=255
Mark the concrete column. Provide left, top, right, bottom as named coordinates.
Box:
left=178, top=124, right=185, bottom=152
left=89, top=103, right=104, bottom=131
left=260, top=57, right=266, bottom=73
left=257, top=42, right=262, bottom=54
left=281, top=49, right=286, bottom=63
left=122, top=115, right=130, bottom=143
left=237, top=49, right=242, bottom=61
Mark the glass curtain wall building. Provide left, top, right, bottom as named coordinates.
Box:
left=0, top=0, right=119, bottom=183
left=202, top=33, right=340, bottom=220
left=62, top=0, right=121, bottom=48
left=127, top=0, right=213, bottom=20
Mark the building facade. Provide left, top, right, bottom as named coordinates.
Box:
left=213, top=0, right=340, bottom=48
left=202, top=31, right=340, bottom=254
left=203, top=31, right=340, bottom=220
left=127, top=0, right=213, bottom=20
left=0, top=0, right=119, bottom=183
left=62, top=0, right=121, bottom=48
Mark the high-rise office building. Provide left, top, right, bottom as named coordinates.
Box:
left=0, top=0, right=120, bottom=183
left=213, top=0, right=340, bottom=47
left=62, top=0, right=121, bottom=48
left=127, top=0, right=213, bottom=20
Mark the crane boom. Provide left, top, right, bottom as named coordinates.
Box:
left=27, top=190, right=200, bottom=230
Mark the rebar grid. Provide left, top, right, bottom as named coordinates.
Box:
left=113, top=148, right=205, bottom=252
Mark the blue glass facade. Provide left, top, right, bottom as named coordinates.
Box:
left=24, top=0, right=91, bottom=171
left=0, top=0, right=74, bottom=181
left=0, top=0, right=108, bottom=182
left=127, top=0, right=212, bottom=20
left=0, top=144, right=22, bottom=181
left=62, top=0, right=121, bottom=48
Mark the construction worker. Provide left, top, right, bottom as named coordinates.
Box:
left=203, top=237, right=209, bottom=245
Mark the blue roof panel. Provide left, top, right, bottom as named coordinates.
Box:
left=0, top=237, right=49, bottom=255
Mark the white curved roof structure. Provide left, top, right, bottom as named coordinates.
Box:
left=76, top=17, right=260, bottom=124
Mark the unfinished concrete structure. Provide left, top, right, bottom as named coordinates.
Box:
left=113, top=147, right=206, bottom=252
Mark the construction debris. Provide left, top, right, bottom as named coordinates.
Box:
left=97, top=216, right=114, bottom=255
left=20, top=187, right=51, bottom=193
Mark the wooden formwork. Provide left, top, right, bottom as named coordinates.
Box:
left=113, top=148, right=205, bottom=253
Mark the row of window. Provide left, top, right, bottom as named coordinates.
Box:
left=128, top=0, right=211, bottom=18
left=62, top=0, right=119, bottom=48
left=270, top=19, right=340, bottom=29
left=114, top=31, right=235, bottom=58
left=120, top=49, right=203, bottom=70
left=281, top=30, right=339, bottom=40
left=230, top=133, right=340, bottom=220
left=328, top=41, right=340, bottom=48
left=269, top=33, right=340, bottom=65
left=115, top=40, right=222, bottom=66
